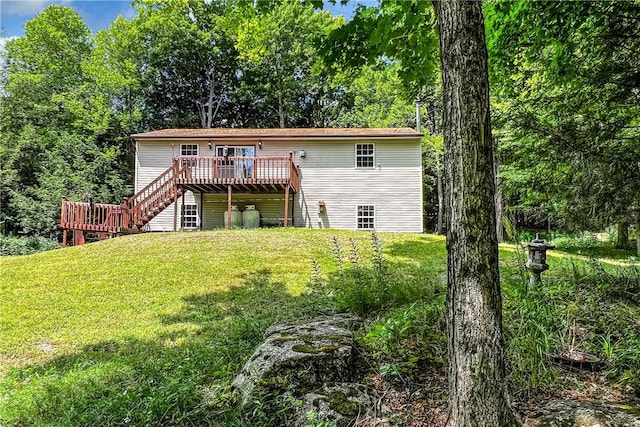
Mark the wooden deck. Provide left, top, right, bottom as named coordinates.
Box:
left=176, top=155, right=299, bottom=193
left=60, top=155, right=299, bottom=244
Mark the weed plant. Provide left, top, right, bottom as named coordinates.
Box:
left=502, top=250, right=640, bottom=399
left=312, top=233, right=440, bottom=317
left=310, top=233, right=447, bottom=385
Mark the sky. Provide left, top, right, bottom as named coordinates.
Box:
left=0, top=0, right=363, bottom=40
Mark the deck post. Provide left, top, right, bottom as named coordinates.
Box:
left=180, top=190, right=185, bottom=231
left=227, top=185, right=232, bottom=230
left=73, top=230, right=85, bottom=246
left=121, top=197, right=130, bottom=230
left=284, top=185, right=290, bottom=227
left=62, top=229, right=67, bottom=247
left=173, top=159, right=178, bottom=232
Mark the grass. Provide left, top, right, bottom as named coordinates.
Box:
left=1, top=229, right=638, bottom=425
left=0, top=229, right=445, bottom=425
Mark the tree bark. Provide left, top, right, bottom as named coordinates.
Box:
left=436, top=153, right=444, bottom=234
left=495, top=152, right=504, bottom=243
left=432, top=1, right=517, bottom=426
left=616, top=222, right=629, bottom=249
left=636, top=211, right=640, bottom=257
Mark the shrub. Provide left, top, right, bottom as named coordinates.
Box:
left=0, top=235, right=60, bottom=256
left=312, top=233, right=439, bottom=316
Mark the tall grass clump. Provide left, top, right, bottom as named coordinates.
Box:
left=312, top=232, right=440, bottom=316
left=502, top=250, right=640, bottom=399
left=309, top=232, right=446, bottom=381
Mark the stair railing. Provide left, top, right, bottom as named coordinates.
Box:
left=126, top=159, right=185, bottom=228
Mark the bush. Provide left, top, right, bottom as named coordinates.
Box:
left=311, top=233, right=440, bottom=316
left=0, top=235, right=60, bottom=256
left=551, top=232, right=600, bottom=250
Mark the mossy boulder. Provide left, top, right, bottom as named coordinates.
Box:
left=233, top=314, right=364, bottom=406
left=296, top=383, right=377, bottom=427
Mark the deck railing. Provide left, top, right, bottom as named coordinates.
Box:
left=60, top=155, right=300, bottom=240
left=175, top=155, right=299, bottom=190
left=126, top=161, right=185, bottom=227
left=60, top=199, right=129, bottom=232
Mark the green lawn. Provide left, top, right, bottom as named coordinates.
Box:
left=1, top=229, right=638, bottom=426
left=0, top=229, right=446, bottom=425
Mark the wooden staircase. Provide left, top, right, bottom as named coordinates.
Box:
left=61, top=162, right=186, bottom=245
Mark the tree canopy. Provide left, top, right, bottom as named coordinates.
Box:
left=486, top=1, right=640, bottom=231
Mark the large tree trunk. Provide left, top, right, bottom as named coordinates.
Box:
left=436, top=153, right=444, bottom=234
left=616, top=222, right=629, bottom=249
left=433, top=1, right=517, bottom=426
left=636, top=211, right=640, bottom=257
left=495, top=152, right=504, bottom=243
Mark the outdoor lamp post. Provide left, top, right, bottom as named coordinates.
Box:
left=525, top=234, right=555, bottom=286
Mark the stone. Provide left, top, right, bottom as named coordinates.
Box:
left=233, top=313, right=364, bottom=406
left=295, top=382, right=377, bottom=427
left=524, top=399, right=640, bottom=427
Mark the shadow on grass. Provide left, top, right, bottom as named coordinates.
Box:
left=0, top=269, right=325, bottom=427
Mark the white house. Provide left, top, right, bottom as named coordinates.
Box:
left=60, top=128, right=423, bottom=245
left=131, top=128, right=424, bottom=232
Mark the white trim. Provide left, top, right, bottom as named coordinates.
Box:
left=180, top=143, right=199, bottom=156
left=355, top=143, right=375, bottom=168
left=356, top=204, right=376, bottom=230
left=182, top=204, right=199, bottom=230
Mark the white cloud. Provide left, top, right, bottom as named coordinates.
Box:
left=0, top=36, right=18, bottom=52
left=0, top=0, right=71, bottom=17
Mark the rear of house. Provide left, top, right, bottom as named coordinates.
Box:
left=133, top=128, right=423, bottom=232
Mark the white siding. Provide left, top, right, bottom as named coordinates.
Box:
left=135, top=137, right=423, bottom=232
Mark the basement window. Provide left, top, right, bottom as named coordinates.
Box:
left=357, top=205, right=375, bottom=229
left=182, top=204, right=198, bottom=229
left=355, top=143, right=375, bottom=168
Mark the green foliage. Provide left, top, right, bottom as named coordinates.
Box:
left=1, top=5, right=134, bottom=237
left=323, top=0, right=440, bottom=99
left=316, top=233, right=439, bottom=316
left=502, top=250, right=640, bottom=398
left=334, top=62, right=415, bottom=128
left=231, top=0, right=345, bottom=127
left=551, top=233, right=600, bottom=252
left=0, top=235, right=61, bottom=256
left=486, top=1, right=640, bottom=230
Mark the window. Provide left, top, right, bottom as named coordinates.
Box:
left=182, top=204, right=198, bottom=229
left=357, top=205, right=375, bottom=229
left=355, top=143, right=375, bottom=168
left=216, top=146, right=256, bottom=178
left=180, top=144, right=199, bottom=168
left=181, top=144, right=199, bottom=156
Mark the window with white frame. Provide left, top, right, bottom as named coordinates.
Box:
left=355, top=143, right=375, bottom=168
left=180, top=144, right=198, bottom=167
left=357, top=205, right=375, bottom=229
left=181, top=144, right=199, bottom=156
left=182, top=204, right=198, bottom=229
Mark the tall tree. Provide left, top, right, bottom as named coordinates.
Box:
left=433, top=1, right=516, bottom=425
left=133, top=0, right=239, bottom=128
left=486, top=1, right=640, bottom=244
left=233, top=0, right=342, bottom=127
left=1, top=6, right=130, bottom=237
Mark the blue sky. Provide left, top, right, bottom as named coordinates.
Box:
left=1, top=0, right=364, bottom=39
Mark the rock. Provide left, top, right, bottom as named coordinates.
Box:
left=233, top=313, right=364, bottom=406
left=296, top=382, right=377, bottom=427
left=524, top=399, right=640, bottom=427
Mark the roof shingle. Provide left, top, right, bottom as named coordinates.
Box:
left=131, top=128, right=422, bottom=139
